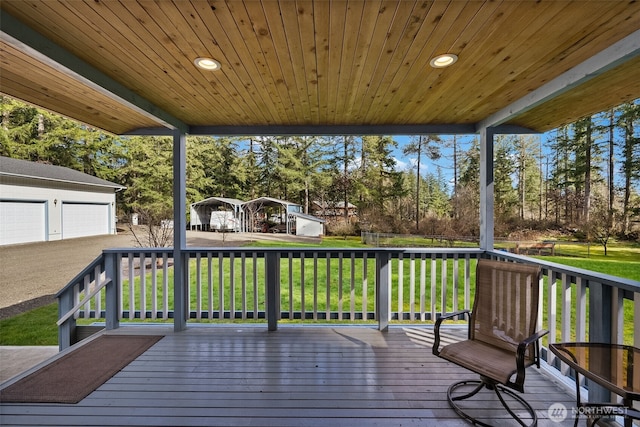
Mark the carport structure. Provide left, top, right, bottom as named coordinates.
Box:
left=1, top=2, right=640, bottom=425
left=243, top=196, right=303, bottom=234
left=189, top=196, right=245, bottom=232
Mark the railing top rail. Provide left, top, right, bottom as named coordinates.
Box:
left=487, top=250, right=640, bottom=293
left=102, top=247, right=174, bottom=255
left=103, top=246, right=484, bottom=256
left=55, top=254, right=105, bottom=298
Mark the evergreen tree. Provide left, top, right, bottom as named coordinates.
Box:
left=618, top=101, right=640, bottom=235
left=402, top=135, right=441, bottom=230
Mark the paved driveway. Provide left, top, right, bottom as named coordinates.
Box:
left=0, top=229, right=320, bottom=313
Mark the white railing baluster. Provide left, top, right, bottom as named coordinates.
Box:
left=326, top=252, right=331, bottom=320
left=162, top=253, right=169, bottom=320
left=561, top=273, right=571, bottom=343
left=230, top=252, right=236, bottom=320
left=547, top=270, right=557, bottom=365
left=300, top=252, right=306, bottom=320
left=409, top=254, right=415, bottom=321
left=313, top=252, right=318, bottom=320
left=150, top=253, right=157, bottom=319
left=362, top=253, right=368, bottom=320
left=118, top=253, right=123, bottom=320
left=128, top=252, right=134, bottom=320
left=430, top=254, right=436, bottom=320
left=241, top=253, right=247, bottom=320
left=338, top=252, right=343, bottom=320
left=93, top=265, right=102, bottom=318
left=464, top=254, right=471, bottom=310
left=207, top=253, right=213, bottom=320
left=288, top=252, right=293, bottom=319
left=252, top=252, right=258, bottom=318
left=196, top=253, right=202, bottom=320
left=635, top=292, right=640, bottom=348
left=139, top=253, right=146, bottom=320
left=350, top=253, right=355, bottom=321
left=452, top=254, right=459, bottom=313
left=73, top=283, right=80, bottom=320
left=398, top=254, right=404, bottom=320
left=441, top=256, right=448, bottom=316
left=185, top=254, right=191, bottom=319
left=420, top=254, right=426, bottom=321
left=576, top=276, right=587, bottom=342
left=83, top=275, right=91, bottom=319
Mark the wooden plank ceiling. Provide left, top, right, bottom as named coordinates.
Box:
left=1, top=1, right=639, bottom=136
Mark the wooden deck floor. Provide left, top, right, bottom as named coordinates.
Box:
left=1, top=326, right=579, bottom=426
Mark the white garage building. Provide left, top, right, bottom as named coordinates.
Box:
left=0, top=156, right=124, bottom=246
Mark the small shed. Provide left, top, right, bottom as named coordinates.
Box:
left=0, top=156, right=124, bottom=246
left=243, top=197, right=303, bottom=233
left=290, top=212, right=325, bottom=237
left=189, top=197, right=245, bottom=232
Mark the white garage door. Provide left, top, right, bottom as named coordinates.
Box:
left=0, top=201, right=47, bottom=245
left=62, top=203, right=109, bottom=239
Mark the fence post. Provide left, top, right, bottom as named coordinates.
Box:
left=104, top=252, right=120, bottom=331
left=266, top=252, right=280, bottom=331
left=376, top=251, right=390, bottom=332
left=57, top=289, right=75, bottom=351
left=588, top=281, right=612, bottom=403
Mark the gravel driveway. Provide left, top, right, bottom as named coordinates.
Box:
left=0, top=229, right=320, bottom=318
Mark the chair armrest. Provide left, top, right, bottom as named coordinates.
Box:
left=518, top=329, right=549, bottom=352
left=432, top=309, right=470, bottom=356
left=514, top=329, right=549, bottom=387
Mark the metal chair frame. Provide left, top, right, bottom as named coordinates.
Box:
left=433, top=259, right=548, bottom=426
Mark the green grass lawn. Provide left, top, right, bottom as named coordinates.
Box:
left=0, top=304, right=59, bottom=345
left=1, top=238, right=638, bottom=346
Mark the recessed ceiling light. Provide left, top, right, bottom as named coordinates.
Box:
left=194, top=57, right=221, bottom=71
left=430, top=53, right=458, bottom=68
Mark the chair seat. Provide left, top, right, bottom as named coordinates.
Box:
left=439, top=339, right=531, bottom=385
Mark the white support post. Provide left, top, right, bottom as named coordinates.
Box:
left=173, top=130, right=188, bottom=332
left=479, top=127, right=495, bottom=250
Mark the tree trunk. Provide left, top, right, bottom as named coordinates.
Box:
left=608, top=109, right=615, bottom=230
left=583, top=119, right=592, bottom=223
left=415, top=136, right=422, bottom=231
left=453, top=136, right=458, bottom=220
left=344, top=136, right=349, bottom=224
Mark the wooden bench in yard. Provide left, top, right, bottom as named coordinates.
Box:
left=514, top=241, right=555, bottom=256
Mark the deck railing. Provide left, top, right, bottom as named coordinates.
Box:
left=57, top=246, right=639, bottom=401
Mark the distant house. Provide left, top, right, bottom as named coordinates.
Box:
left=0, top=157, right=124, bottom=246
left=312, top=201, right=358, bottom=223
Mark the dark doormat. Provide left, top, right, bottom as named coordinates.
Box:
left=0, top=335, right=163, bottom=404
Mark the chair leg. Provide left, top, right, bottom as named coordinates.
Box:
left=447, top=379, right=538, bottom=427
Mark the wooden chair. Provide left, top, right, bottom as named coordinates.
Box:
left=432, top=258, right=548, bottom=427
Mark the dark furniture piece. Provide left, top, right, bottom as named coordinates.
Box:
left=549, top=342, right=640, bottom=427
left=433, top=258, right=548, bottom=427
